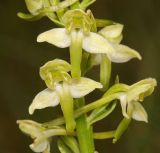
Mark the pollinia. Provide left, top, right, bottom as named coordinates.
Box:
left=17, top=0, right=157, bottom=153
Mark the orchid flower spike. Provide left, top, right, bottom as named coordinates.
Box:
left=17, top=120, right=50, bottom=153
left=29, top=59, right=102, bottom=132
left=118, top=78, right=157, bottom=122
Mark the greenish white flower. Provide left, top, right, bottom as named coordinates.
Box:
left=29, top=77, right=102, bottom=114
left=118, top=78, right=157, bottom=122
left=92, top=23, right=142, bottom=65
left=17, top=120, right=50, bottom=153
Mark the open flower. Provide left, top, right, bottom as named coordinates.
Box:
left=29, top=77, right=102, bottom=114
left=29, top=77, right=102, bottom=132
left=29, top=59, right=102, bottom=132
left=92, top=23, right=142, bottom=65
left=118, top=78, right=157, bottom=122
left=17, top=120, right=50, bottom=153
left=37, top=9, right=141, bottom=78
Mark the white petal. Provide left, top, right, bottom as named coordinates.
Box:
left=30, top=140, right=48, bottom=153
left=107, top=44, right=142, bottom=63
left=119, top=94, right=129, bottom=118
left=69, top=77, right=102, bottom=98
left=132, top=102, right=148, bottom=122
left=37, top=28, right=71, bottom=48
left=82, top=32, right=115, bottom=54
left=29, top=88, right=59, bottom=114
left=99, top=24, right=123, bottom=40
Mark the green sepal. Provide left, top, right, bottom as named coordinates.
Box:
left=61, top=136, right=80, bottom=153
left=95, top=19, right=114, bottom=27
left=58, top=139, right=73, bottom=153
left=113, top=118, right=131, bottom=143
left=88, top=101, right=117, bottom=125
left=17, top=12, right=45, bottom=21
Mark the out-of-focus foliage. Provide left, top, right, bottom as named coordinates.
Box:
left=0, top=0, right=160, bottom=153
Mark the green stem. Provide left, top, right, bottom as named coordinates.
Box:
left=43, top=93, right=120, bottom=127
left=75, top=98, right=95, bottom=153
left=42, top=127, right=115, bottom=140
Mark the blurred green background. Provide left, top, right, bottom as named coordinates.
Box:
left=0, top=0, right=160, bottom=153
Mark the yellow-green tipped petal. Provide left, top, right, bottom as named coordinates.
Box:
left=29, top=89, right=59, bottom=115
left=25, top=0, right=43, bottom=15
left=108, top=44, right=142, bottom=63
left=99, top=24, right=123, bottom=42
left=82, top=32, right=115, bottom=54
left=37, top=28, right=71, bottom=48
left=132, top=102, right=148, bottom=122
left=69, top=77, right=103, bottom=98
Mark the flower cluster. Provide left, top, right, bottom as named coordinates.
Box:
left=17, top=0, right=157, bottom=153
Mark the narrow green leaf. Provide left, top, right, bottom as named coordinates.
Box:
left=58, top=139, right=73, bottom=153
left=61, top=136, right=80, bottom=153
left=88, top=101, right=117, bottom=125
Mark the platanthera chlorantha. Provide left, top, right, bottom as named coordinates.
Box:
left=17, top=0, right=157, bottom=153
